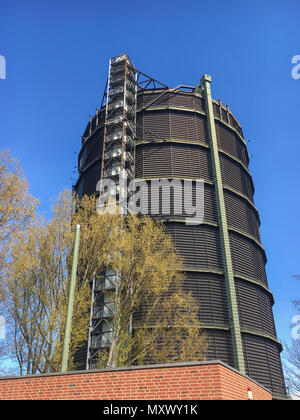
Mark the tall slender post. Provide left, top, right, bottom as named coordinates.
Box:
left=61, top=224, right=81, bottom=372
left=199, top=74, right=246, bottom=374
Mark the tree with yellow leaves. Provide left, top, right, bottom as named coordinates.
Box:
left=0, top=150, right=37, bottom=300
left=0, top=150, right=38, bottom=372
left=6, top=190, right=207, bottom=374
left=93, top=211, right=208, bottom=368
left=6, top=190, right=85, bottom=373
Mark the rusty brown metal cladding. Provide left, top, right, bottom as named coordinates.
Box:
left=75, top=88, right=286, bottom=398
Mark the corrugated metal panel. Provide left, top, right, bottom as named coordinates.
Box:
left=183, top=272, right=229, bottom=327
left=229, top=113, right=244, bottom=137
left=216, top=122, right=237, bottom=156
left=229, top=114, right=235, bottom=127
left=194, top=95, right=205, bottom=113
left=139, top=91, right=169, bottom=109
left=220, top=154, right=254, bottom=201
left=137, top=109, right=208, bottom=145
left=173, top=143, right=212, bottom=178
left=73, top=343, right=88, bottom=370
left=205, top=330, right=235, bottom=368
left=203, top=184, right=218, bottom=223
left=235, top=136, right=248, bottom=166
left=136, top=112, right=144, bottom=139
left=81, top=160, right=101, bottom=197
left=242, top=334, right=286, bottom=397
left=195, top=114, right=209, bottom=144
left=135, top=143, right=172, bottom=178
left=79, top=129, right=103, bottom=173
left=224, top=190, right=260, bottom=240
left=229, top=232, right=267, bottom=285
left=167, top=111, right=209, bottom=145
left=170, top=111, right=196, bottom=142
left=215, top=122, right=248, bottom=167
left=213, top=102, right=220, bottom=119
left=142, top=110, right=171, bottom=140
left=139, top=90, right=205, bottom=113
left=235, top=279, right=276, bottom=337
left=139, top=91, right=241, bottom=142
left=135, top=143, right=212, bottom=181
left=221, top=108, right=228, bottom=122
left=169, top=91, right=195, bottom=109
left=164, top=222, right=223, bottom=271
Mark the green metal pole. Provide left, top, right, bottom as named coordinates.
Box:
left=199, top=75, right=246, bottom=374
left=61, top=224, right=81, bottom=372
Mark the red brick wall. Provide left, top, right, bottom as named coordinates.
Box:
left=0, top=361, right=272, bottom=400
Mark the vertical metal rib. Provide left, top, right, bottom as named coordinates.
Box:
left=199, top=74, right=245, bottom=374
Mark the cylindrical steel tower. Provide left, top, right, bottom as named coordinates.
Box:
left=75, top=56, right=286, bottom=398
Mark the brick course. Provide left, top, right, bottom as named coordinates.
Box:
left=0, top=360, right=271, bottom=400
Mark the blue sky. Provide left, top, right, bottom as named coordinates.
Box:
left=0, top=0, right=299, bottom=351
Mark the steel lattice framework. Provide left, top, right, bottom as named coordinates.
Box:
left=86, top=54, right=136, bottom=369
